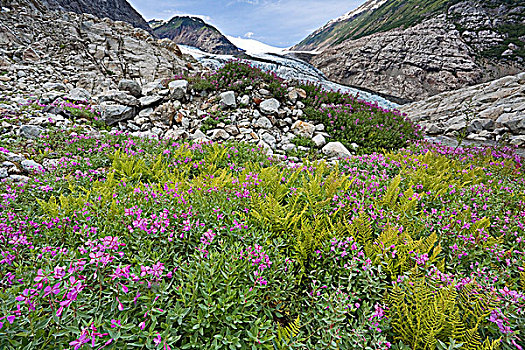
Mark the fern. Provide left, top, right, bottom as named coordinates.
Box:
left=275, top=316, right=301, bottom=349
left=386, top=274, right=500, bottom=350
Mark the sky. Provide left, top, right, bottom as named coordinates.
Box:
left=128, top=0, right=365, bottom=48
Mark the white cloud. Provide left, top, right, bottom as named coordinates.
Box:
left=244, top=31, right=254, bottom=38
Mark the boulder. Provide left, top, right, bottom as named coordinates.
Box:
left=118, top=79, right=142, bottom=97
left=257, top=140, right=273, bottom=155
left=20, top=125, right=44, bottom=139
left=168, top=80, right=188, bottom=100
left=291, top=120, right=316, bottom=138
left=164, top=128, right=189, bottom=141
left=65, top=88, right=91, bottom=102
left=261, top=133, right=277, bottom=148
left=100, top=104, right=135, bottom=126
left=98, top=90, right=139, bottom=106
left=139, top=95, right=163, bottom=107
left=21, top=159, right=44, bottom=173
left=312, top=134, right=327, bottom=147
left=496, top=113, right=525, bottom=132
left=322, top=142, right=352, bottom=158
left=254, top=116, right=272, bottom=129
left=467, top=118, right=495, bottom=132
left=142, top=81, right=164, bottom=96
left=210, top=129, right=230, bottom=140
left=260, top=98, right=280, bottom=114
left=220, top=91, right=237, bottom=108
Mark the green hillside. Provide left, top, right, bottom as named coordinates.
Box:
left=295, top=0, right=524, bottom=59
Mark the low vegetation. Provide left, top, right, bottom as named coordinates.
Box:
left=0, top=127, right=524, bottom=349
left=177, top=61, right=423, bottom=155
left=1, top=61, right=523, bottom=349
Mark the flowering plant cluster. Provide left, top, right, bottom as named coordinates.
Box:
left=1, top=102, right=524, bottom=349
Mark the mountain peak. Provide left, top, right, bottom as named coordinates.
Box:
left=40, top=0, right=153, bottom=33
left=153, top=16, right=242, bottom=55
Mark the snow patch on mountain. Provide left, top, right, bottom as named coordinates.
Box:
left=313, top=0, right=388, bottom=35
left=226, top=36, right=286, bottom=55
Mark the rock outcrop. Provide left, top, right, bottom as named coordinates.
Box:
left=401, top=72, right=525, bottom=147
left=40, top=0, right=154, bottom=34
left=0, top=0, right=191, bottom=97
left=153, top=16, right=242, bottom=55
left=294, top=0, right=525, bottom=101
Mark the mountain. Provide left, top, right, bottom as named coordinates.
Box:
left=148, top=19, right=166, bottom=30
left=292, top=0, right=525, bottom=101
left=0, top=0, right=189, bottom=97
left=153, top=16, right=242, bottom=55
left=40, top=0, right=153, bottom=34
left=226, top=36, right=285, bottom=55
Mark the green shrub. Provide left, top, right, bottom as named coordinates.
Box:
left=304, top=105, right=423, bottom=154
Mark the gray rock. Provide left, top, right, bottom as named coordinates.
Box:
left=281, top=143, right=296, bottom=152
left=43, top=82, right=67, bottom=91
left=40, top=91, right=65, bottom=105
left=312, top=134, right=326, bottom=147
left=510, top=135, right=525, bottom=146
left=164, top=128, right=189, bottom=141
left=239, top=95, right=250, bottom=106
left=168, top=80, right=188, bottom=100
left=254, top=116, right=272, bottom=129
left=21, top=159, right=43, bottom=172
left=257, top=140, right=273, bottom=155
left=291, top=120, right=316, bottom=138
left=260, top=99, right=280, bottom=115
left=139, top=95, right=163, bottom=107
left=0, top=168, right=8, bottom=179
left=425, top=124, right=444, bottom=134
left=468, top=118, right=495, bottom=132
left=210, top=129, right=230, bottom=140
left=20, top=125, right=44, bottom=139
left=100, top=104, right=135, bottom=126
left=322, top=142, right=352, bottom=158
left=9, top=175, right=30, bottom=182
left=65, top=88, right=91, bottom=102
left=445, top=116, right=466, bottom=133
left=118, top=79, right=142, bottom=97
left=98, top=90, right=139, bottom=106
left=5, top=152, right=25, bottom=163
left=138, top=108, right=153, bottom=118
left=496, top=113, right=525, bottom=132
left=224, top=124, right=239, bottom=135
left=142, top=81, right=164, bottom=96
left=190, top=129, right=207, bottom=141
left=261, top=133, right=277, bottom=148
left=220, top=91, right=237, bottom=108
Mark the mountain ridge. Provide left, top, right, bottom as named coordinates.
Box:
left=152, top=16, right=242, bottom=55
left=40, top=0, right=154, bottom=34
left=292, top=0, right=525, bottom=101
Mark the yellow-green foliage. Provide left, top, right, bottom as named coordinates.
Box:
left=345, top=211, right=442, bottom=278
left=386, top=151, right=485, bottom=195
left=387, top=273, right=500, bottom=350
left=520, top=265, right=525, bottom=291
left=251, top=163, right=352, bottom=270
left=274, top=316, right=301, bottom=349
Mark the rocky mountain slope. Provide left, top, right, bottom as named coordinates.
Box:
left=401, top=72, right=525, bottom=147
left=0, top=0, right=191, bottom=98
left=153, top=16, right=242, bottom=55
left=39, top=0, right=153, bottom=34
left=292, top=0, right=524, bottom=101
